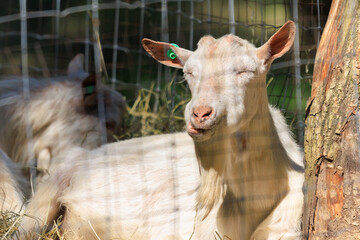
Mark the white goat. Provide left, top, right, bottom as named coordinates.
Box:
left=19, top=21, right=303, bottom=240
left=0, top=55, right=126, bottom=187
left=142, top=20, right=304, bottom=239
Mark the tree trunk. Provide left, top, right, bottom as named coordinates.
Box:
left=303, top=0, right=360, bottom=239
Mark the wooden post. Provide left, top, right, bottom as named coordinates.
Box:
left=303, top=0, right=360, bottom=239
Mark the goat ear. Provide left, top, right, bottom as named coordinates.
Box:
left=81, top=73, right=97, bottom=97
left=67, top=53, right=85, bottom=77
left=142, top=38, right=193, bottom=69
left=256, top=21, right=295, bottom=65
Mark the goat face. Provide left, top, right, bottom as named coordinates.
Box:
left=142, top=21, right=295, bottom=142
left=81, top=74, right=126, bottom=140
left=183, top=35, right=261, bottom=141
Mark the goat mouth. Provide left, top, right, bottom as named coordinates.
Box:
left=186, top=122, right=215, bottom=140
left=187, top=122, right=206, bottom=134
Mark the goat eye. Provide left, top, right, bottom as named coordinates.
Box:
left=235, top=70, right=254, bottom=76
left=184, top=71, right=193, bottom=77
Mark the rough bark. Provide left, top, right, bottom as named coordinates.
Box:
left=303, top=0, right=360, bottom=239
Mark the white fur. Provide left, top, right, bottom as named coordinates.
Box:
left=0, top=149, right=27, bottom=213
left=19, top=133, right=201, bottom=240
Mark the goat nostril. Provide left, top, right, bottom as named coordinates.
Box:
left=192, top=106, right=214, bottom=124
left=202, top=110, right=212, bottom=118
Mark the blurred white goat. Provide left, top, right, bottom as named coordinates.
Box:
left=19, top=21, right=304, bottom=240
left=0, top=54, right=126, bottom=189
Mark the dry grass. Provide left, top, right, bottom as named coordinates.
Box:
left=116, top=72, right=191, bottom=140
left=0, top=211, right=21, bottom=239
left=0, top=211, right=63, bottom=240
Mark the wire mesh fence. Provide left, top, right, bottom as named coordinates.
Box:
left=0, top=0, right=331, bottom=142
left=0, top=0, right=333, bottom=239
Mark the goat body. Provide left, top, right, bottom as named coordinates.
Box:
left=20, top=132, right=201, bottom=240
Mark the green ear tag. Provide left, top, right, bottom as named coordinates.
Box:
left=167, top=43, right=179, bottom=59
left=85, top=85, right=95, bottom=95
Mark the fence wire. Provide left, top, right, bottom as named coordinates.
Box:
left=0, top=0, right=332, bottom=239
left=0, top=0, right=330, bottom=142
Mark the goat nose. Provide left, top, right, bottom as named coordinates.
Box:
left=192, top=106, right=214, bottom=124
